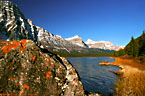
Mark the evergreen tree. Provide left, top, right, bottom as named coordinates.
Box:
left=133, top=40, right=139, bottom=57
left=139, top=31, right=145, bottom=56
left=125, top=36, right=134, bottom=55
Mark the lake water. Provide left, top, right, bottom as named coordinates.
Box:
left=67, top=57, right=120, bottom=96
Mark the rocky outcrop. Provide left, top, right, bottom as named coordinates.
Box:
left=0, top=1, right=38, bottom=41
left=0, top=39, right=86, bottom=96
left=65, top=35, right=88, bottom=48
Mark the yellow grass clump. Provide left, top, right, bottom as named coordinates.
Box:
left=114, top=72, right=145, bottom=96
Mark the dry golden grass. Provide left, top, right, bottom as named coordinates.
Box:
left=113, top=57, right=145, bottom=70
left=102, top=57, right=145, bottom=95
left=114, top=72, right=145, bottom=96
left=112, top=57, right=145, bottom=96
left=100, top=57, right=145, bottom=95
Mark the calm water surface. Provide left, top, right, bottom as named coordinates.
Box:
left=67, top=57, right=120, bottom=96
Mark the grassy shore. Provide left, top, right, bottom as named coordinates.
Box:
left=110, top=57, right=145, bottom=96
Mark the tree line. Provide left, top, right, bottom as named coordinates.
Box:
left=114, top=31, right=145, bottom=57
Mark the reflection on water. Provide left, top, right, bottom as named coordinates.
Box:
left=67, top=57, right=120, bottom=96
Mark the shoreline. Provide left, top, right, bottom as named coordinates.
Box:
left=100, top=57, right=124, bottom=75
left=100, top=57, right=145, bottom=95
left=100, top=57, right=145, bottom=73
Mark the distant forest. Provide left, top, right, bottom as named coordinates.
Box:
left=114, top=31, right=145, bottom=57
left=58, top=53, right=114, bottom=57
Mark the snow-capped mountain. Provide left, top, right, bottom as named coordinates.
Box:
left=65, top=35, right=88, bottom=47
left=0, top=1, right=113, bottom=54
left=85, top=39, right=123, bottom=51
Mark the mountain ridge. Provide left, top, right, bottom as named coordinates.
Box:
left=0, top=1, right=114, bottom=55
left=85, top=39, right=123, bottom=51
left=65, top=35, right=123, bottom=51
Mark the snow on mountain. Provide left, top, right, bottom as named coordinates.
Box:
left=65, top=35, right=88, bottom=47
left=85, top=39, right=123, bottom=51
left=65, top=35, right=80, bottom=40
left=85, top=39, right=96, bottom=44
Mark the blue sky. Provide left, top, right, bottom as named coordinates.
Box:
left=9, top=0, right=145, bottom=46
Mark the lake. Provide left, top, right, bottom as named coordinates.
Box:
left=67, top=57, right=120, bottom=96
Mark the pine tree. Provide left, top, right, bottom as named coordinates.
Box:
left=139, top=31, right=145, bottom=56
left=125, top=36, right=134, bottom=55
left=133, top=40, right=139, bottom=57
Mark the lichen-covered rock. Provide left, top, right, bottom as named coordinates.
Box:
left=0, top=39, right=86, bottom=96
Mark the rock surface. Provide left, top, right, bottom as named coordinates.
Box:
left=0, top=39, right=86, bottom=96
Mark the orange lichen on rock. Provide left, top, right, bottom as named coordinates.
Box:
left=24, top=76, right=27, bottom=80
left=13, top=77, right=16, bottom=80
left=15, top=83, right=19, bottom=86
left=46, top=72, right=52, bottom=79
left=46, top=62, right=49, bottom=66
left=32, top=56, right=36, bottom=60
left=73, top=80, right=77, bottom=83
left=72, top=69, right=75, bottom=73
left=73, top=85, right=76, bottom=89
left=2, top=40, right=28, bottom=54
left=21, top=84, right=29, bottom=90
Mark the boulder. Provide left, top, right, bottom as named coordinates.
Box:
left=0, top=39, right=85, bottom=96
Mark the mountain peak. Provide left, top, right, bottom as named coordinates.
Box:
left=74, top=35, right=79, bottom=38
left=56, top=35, right=62, bottom=38
left=85, top=39, right=96, bottom=44
left=86, top=39, right=93, bottom=42
left=65, top=35, right=88, bottom=47
left=65, top=35, right=81, bottom=40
